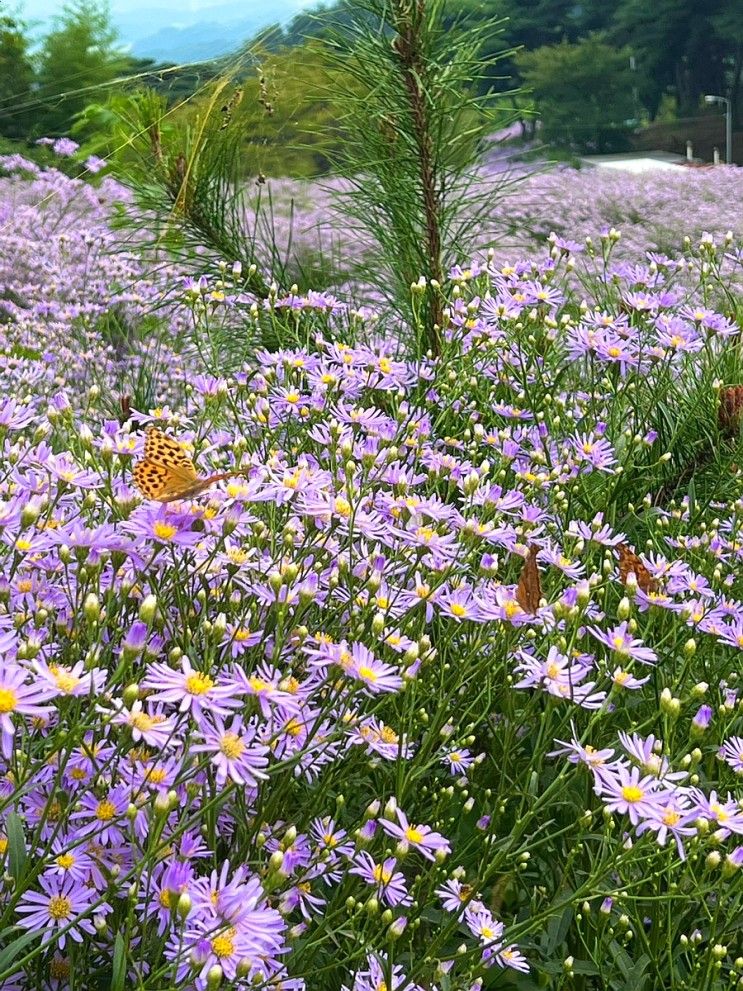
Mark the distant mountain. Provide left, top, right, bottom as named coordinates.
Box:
left=129, top=1, right=312, bottom=62
left=22, top=0, right=320, bottom=64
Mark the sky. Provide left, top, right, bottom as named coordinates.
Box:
left=14, top=0, right=320, bottom=59
left=19, top=0, right=316, bottom=22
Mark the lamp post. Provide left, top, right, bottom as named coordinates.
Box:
left=705, top=94, right=732, bottom=164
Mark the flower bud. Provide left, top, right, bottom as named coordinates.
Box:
left=83, top=593, right=100, bottom=623
left=139, top=594, right=158, bottom=625
left=206, top=965, right=223, bottom=989
left=177, top=892, right=192, bottom=919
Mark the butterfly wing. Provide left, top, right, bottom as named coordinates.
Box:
left=133, top=429, right=201, bottom=502
left=719, top=385, right=743, bottom=438
left=144, top=428, right=198, bottom=475
left=515, top=544, right=541, bottom=614
left=617, top=543, right=658, bottom=594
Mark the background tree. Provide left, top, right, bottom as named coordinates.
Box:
left=517, top=36, right=638, bottom=152
left=611, top=0, right=725, bottom=120
left=35, top=0, right=128, bottom=137
left=0, top=17, right=35, bottom=140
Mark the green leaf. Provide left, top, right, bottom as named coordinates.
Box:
left=687, top=475, right=696, bottom=520
left=111, top=932, right=127, bottom=991
left=0, top=929, right=40, bottom=974
left=6, top=813, right=26, bottom=883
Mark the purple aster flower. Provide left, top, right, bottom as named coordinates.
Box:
left=52, top=137, right=79, bottom=157
left=71, top=785, right=130, bottom=845
left=0, top=660, right=56, bottom=757
left=597, top=764, right=668, bottom=825
left=107, top=699, right=177, bottom=748
left=142, top=658, right=241, bottom=718
left=342, top=953, right=425, bottom=991
left=380, top=808, right=451, bottom=861
left=692, top=704, right=713, bottom=733
left=588, top=622, right=658, bottom=665
left=442, top=748, right=475, bottom=774
left=46, top=836, right=96, bottom=883
left=15, top=874, right=109, bottom=948
left=718, top=736, right=743, bottom=774
left=634, top=797, right=698, bottom=859
left=347, top=643, right=403, bottom=695
left=33, top=659, right=106, bottom=698
left=436, top=877, right=482, bottom=914
left=192, top=714, right=270, bottom=788
left=689, top=789, right=743, bottom=835
left=350, top=852, right=412, bottom=906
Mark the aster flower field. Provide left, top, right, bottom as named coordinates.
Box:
left=2, top=152, right=743, bottom=991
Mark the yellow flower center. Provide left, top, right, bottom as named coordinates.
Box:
left=50, top=958, right=70, bottom=979
left=234, top=628, right=252, bottom=641
left=219, top=733, right=245, bottom=759
left=372, top=863, right=393, bottom=884
left=380, top=726, right=398, bottom=744
left=159, top=889, right=171, bottom=908
left=285, top=718, right=302, bottom=737
left=211, top=930, right=236, bottom=958
left=357, top=665, right=377, bottom=682
left=48, top=895, right=72, bottom=920
left=248, top=676, right=270, bottom=693
left=146, top=767, right=168, bottom=784
left=0, top=688, right=17, bottom=713
left=130, top=712, right=155, bottom=731
left=56, top=853, right=75, bottom=870
left=285, top=391, right=300, bottom=404
left=378, top=358, right=392, bottom=374
left=17, top=579, right=33, bottom=592
left=405, top=825, right=424, bottom=843
left=621, top=785, right=643, bottom=803
left=52, top=669, right=81, bottom=694
left=663, top=810, right=681, bottom=826
left=334, top=496, right=351, bottom=517
left=96, top=799, right=116, bottom=821
left=450, top=603, right=467, bottom=617
left=185, top=673, right=214, bottom=696
left=153, top=521, right=178, bottom=541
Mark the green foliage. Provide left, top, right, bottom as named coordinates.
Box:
left=518, top=37, right=638, bottom=152
left=323, top=0, right=515, bottom=355
left=35, top=0, right=129, bottom=137
left=206, top=43, right=354, bottom=178
left=0, top=17, right=35, bottom=139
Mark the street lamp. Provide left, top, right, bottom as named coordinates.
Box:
left=705, top=94, right=732, bottom=165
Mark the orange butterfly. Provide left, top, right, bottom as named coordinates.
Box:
left=132, top=428, right=242, bottom=503
left=515, top=543, right=542, bottom=614
left=616, top=542, right=659, bottom=594
left=718, top=385, right=743, bottom=439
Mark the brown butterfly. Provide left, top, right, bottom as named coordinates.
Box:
left=515, top=543, right=542, bottom=614
left=718, top=385, right=743, bottom=439
left=616, top=542, right=659, bottom=594
left=119, top=395, right=131, bottom=424
left=132, top=428, right=242, bottom=503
